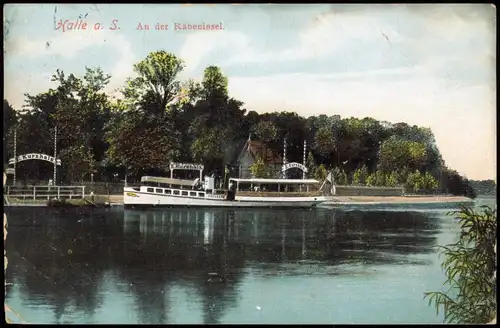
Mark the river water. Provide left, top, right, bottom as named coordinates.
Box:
left=4, top=198, right=496, bottom=324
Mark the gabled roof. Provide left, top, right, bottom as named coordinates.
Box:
left=238, top=140, right=282, bottom=165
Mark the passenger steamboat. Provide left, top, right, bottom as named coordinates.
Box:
left=123, top=173, right=325, bottom=209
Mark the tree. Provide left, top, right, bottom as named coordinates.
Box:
left=105, top=111, right=179, bottom=177
left=49, top=68, right=113, bottom=182
left=3, top=100, right=18, bottom=165
left=306, top=152, right=317, bottom=178
left=422, top=172, right=439, bottom=192
left=19, top=68, right=112, bottom=182
left=313, top=125, right=335, bottom=159
left=385, top=171, right=399, bottom=187
left=314, top=164, right=328, bottom=181
left=122, top=51, right=185, bottom=118
left=253, top=121, right=278, bottom=144
left=53, top=68, right=111, bottom=150
left=332, top=167, right=348, bottom=185
left=378, top=135, right=428, bottom=173
left=190, top=127, right=227, bottom=164
left=353, top=165, right=369, bottom=185
left=187, top=66, right=246, bottom=173
left=366, top=170, right=385, bottom=187
left=442, top=168, right=477, bottom=198
left=249, top=158, right=270, bottom=178
left=392, top=168, right=410, bottom=185
left=425, top=205, right=497, bottom=324
left=468, top=180, right=497, bottom=196
left=339, top=118, right=365, bottom=172
left=201, top=66, right=228, bottom=101
left=58, top=145, right=95, bottom=183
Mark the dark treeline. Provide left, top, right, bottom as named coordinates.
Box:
left=3, top=50, right=476, bottom=197
left=467, top=180, right=497, bottom=196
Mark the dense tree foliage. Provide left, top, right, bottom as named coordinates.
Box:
left=2, top=50, right=479, bottom=197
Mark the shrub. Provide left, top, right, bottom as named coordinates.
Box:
left=353, top=165, right=369, bottom=185
left=424, top=205, right=497, bottom=324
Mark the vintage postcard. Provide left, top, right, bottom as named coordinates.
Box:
left=3, top=3, right=496, bottom=325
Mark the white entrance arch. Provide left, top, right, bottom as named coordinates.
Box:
left=281, top=162, right=308, bottom=179
left=7, top=153, right=62, bottom=185
left=8, top=153, right=61, bottom=166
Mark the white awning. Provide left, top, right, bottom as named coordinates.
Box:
left=141, top=176, right=197, bottom=187
left=229, top=178, right=319, bottom=185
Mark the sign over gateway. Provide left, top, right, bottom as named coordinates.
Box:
left=281, top=162, right=308, bottom=173
left=169, top=162, right=204, bottom=171
left=8, top=153, right=61, bottom=166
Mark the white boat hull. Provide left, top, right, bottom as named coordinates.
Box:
left=124, top=188, right=325, bottom=208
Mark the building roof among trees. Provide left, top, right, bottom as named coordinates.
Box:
left=238, top=140, right=282, bottom=165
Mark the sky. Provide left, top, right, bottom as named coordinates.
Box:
left=3, top=4, right=496, bottom=180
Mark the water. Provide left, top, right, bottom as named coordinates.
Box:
left=4, top=199, right=496, bottom=324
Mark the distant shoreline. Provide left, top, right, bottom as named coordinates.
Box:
left=319, top=195, right=478, bottom=208
left=326, top=195, right=475, bottom=203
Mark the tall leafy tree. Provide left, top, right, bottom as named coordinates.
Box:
left=106, top=52, right=185, bottom=178
left=122, top=50, right=185, bottom=118
left=188, top=66, right=246, bottom=173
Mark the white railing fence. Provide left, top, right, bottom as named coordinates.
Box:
left=5, top=185, right=86, bottom=200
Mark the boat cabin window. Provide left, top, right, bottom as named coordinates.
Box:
left=147, top=188, right=154, bottom=193
left=189, top=192, right=197, bottom=197
left=199, top=192, right=205, bottom=197
left=173, top=190, right=180, bottom=195
left=181, top=191, right=188, bottom=196
left=155, top=188, right=162, bottom=193
left=165, top=189, right=171, bottom=194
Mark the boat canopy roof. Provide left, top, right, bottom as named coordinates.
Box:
left=141, top=176, right=197, bottom=186
left=229, top=178, right=319, bottom=185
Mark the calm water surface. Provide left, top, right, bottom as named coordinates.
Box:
left=4, top=198, right=496, bottom=324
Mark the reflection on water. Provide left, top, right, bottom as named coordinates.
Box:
left=4, top=205, right=471, bottom=324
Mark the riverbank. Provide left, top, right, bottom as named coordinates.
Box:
left=320, top=195, right=475, bottom=208
left=327, top=195, right=474, bottom=203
